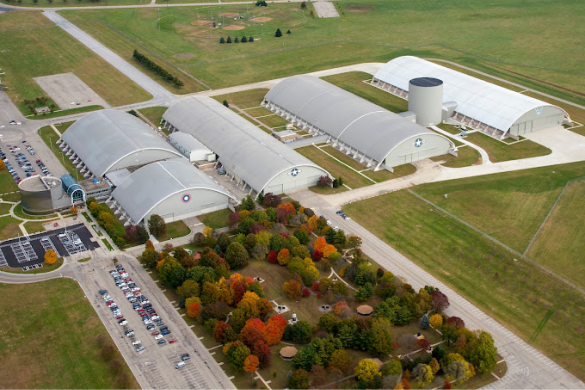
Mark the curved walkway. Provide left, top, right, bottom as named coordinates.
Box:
left=430, top=125, right=491, bottom=165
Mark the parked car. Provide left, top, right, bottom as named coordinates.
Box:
left=181, top=354, right=190, bottom=361
left=157, top=340, right=166, bottom=345
left=169, top=339, right=177, bottom=344
left=136, top=345, right=145, bottom=352
left=154, top=334, right=163, bottom=340
left=131, top=340, right=141, bottom=346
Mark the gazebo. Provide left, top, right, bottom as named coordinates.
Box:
left=279, top=346, right=298, bottom=361
left=356, top=304, right=374, bottom=317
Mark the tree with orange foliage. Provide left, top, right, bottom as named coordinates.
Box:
left=214, top=321, right=231, bottom=343
left=307, top=215, right=319, bottom=232
left=314, top=236, right=327, bottom=252
left=70, top=206, right=79, bottom=215
left=243, top=354, right=259, bottom=377
left=44, top=249, right=57, bottom=265
left=283, top=279, right=301, bottom=300
left=186, top=297, right=202, bottom=318
left=322, top=244, right=336, bottom=258
left=262, top=314, right=287, bottom=345
left=242, top=318, right=265, bottom=334
left=277, top=248, right=290, bottom=266
left=277, top=202, right=296, bottom=215
left=239, top=326, right=264, bottom=348
left=237, top=291, right=261, bottom=318
left=334, top=301, right=352, bottom=319
left=0, top=160, right=5, bottom=170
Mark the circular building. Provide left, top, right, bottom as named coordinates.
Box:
left=408, top=77, right=444, bottom=126
left=279, top=346, right=298, bottom=361
left=19, top=176, right=64, bottom=215
left=356, top=304, right=374, bottom=317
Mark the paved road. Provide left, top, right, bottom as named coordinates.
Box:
left=430, top=125, right=492, bottom=165
left=289, top=190, right=585, bottom=389
left=42, top=10, right=175, bottom=103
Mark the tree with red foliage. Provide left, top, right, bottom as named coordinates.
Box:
left=431, top=290, right=450, bottom=312
left=252, top=340, right=272, bottom=367
left=311, top=281, right=320, bottom=291
left=443, top=380, right=452, bottom=389
left=214, top=321, right=231, bottom=343
left=302, top=287, right=311, bottom=298
left=313, top=237, right=327, bottom=252
left=262, top=314, right=287, bottom=345
left=232, top=282, right=248, bottom=305
left=312, top=249, right=322, bottom=262
left=228, top=212, right=240, bottom=229
left=243, top=354, right=259, bottom=377
left=242, top=318, right=265, bottom=334
left=446, top=316, right=465, bottom=330
left=250, top=223, right=266, bottom=234
left=418, top=338, right=431, bottom=350
left=279, top=232, right=289, bottom=239
left=283, top=279, right=302, bottom=299
left=277, top=248, right=290, bottom=265
left=276, top=208, right=289, bottom=223
left=334, top=301, right=352, bottom=319
left=267, top=250, right=278, bottom=264
left=239, top=326, right=264, bottom=348
left=401, top=378, right=412, bottom=390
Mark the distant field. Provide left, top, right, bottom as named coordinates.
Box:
left=0, top=12, right=151, bottom=115
left=527, top=179, right=585, bottom=289
left=59, top=0, right=585, bottom=104
left=0, top=0, right=144, bottom=6
left=415, top=161, right=585, bottom=253
left=0, top=279, right=138, bottom=388
left=345, top=177, right=585, bottom=381
left=464, top=132, right=551, bottom=162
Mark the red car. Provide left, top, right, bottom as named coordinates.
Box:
left=169, top=339, right=178, bottom=344
left=137, top=308, right=145, bottom=313
left=115, top=314, right=123, bottom=319
left=151, top=331, right=160, bottom=336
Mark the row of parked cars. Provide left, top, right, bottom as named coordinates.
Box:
left=1, top=145, right=24, bottom=184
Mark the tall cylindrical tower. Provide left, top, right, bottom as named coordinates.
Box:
left=408, top=77, right=444, bottom=126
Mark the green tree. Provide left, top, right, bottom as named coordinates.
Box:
left=328, top=349, right=351, bottom=373
left=226, top=341, right=251, bottom=372
left=220, top=37, right=225, bottom=43
left=465, top=331, right=498, bottom=374
left=241, top=36, right=248, bottom=43
left=217, top=232, right=232, bottom=252
left=240, top=195, right=256, bottom=211
left=226, top=36, right=232, bottom=43
left=249, top=36, right=254, bottom=42
left=158, top=257, right=187, bottom=288
left=148, top=214, right=166, bottom=238
left=275, top=28, right=282, bottom=37
left=292, top=320, right=313, bottom=344
left=234, top=36, right=239, bottom=43
left=288, top=369, right=310, bottom=389
left=140, top=248, right=159, bottom=269
left=420, top=313, right=430, bottom=330
left=225, top=242, right=249, bottom=269
left=177, top=279, right=200, bottom=298
left=412, top=363, right=434, bottom=387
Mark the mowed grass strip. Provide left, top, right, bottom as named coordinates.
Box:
left=0, top=12, right=151, bottom=114
left=0, top=279, right=138, bottom=388
left=0, top=168, right=19, bottom=195
left=0, top=215, right=21, bottom=240
left=138, top=106, right=167, bottom=127
left=198, top=208, right=231, bottom=229
left=363, top=163, right=417, bottom=182
left=322, top=72, right=408, bottom=113
left=212, top=89, right=269, bottom=109
left=1, top=0, right=145, bottom=7
left=344, top=189, right=585, bottom=381
left=464, top=132, right=551, bottom=162
left=38, top=124, right=84, bottom=179
left=527, top=179, right=585, bottom=289
left=415, top=161, right=585, bottom=253
left=430, top=145, right=482, bottom=168
left=158, top=220, right=191, bottom=241
left=297, top=145, right=373, bottom=189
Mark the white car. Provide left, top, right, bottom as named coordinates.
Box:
left=131, top=340, right=141, bottom=346
left=120, top=273, right=129, bottom=278
left=119, top=321, right=128, bottom=326
left=126, top=332, right=134, bottom=337
left=154, top=334, right=163, bottom=340
left=144, top=319, right=153, bottom=325
left=151, top=316, right=160, bottom=322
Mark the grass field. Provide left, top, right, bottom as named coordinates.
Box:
left=13, top=203, right=57, bottom=219
left=24, top=220, right=47, bottom=234
left=464, top=132, right=551, bottom=162
left=344, top=186, right=585, bottom=381
left=0, top=257, right=63, bottom=274
left=526, top=179, right=585, bottom=290
left=0, top=202, right=12, bottom=215
left=197, top=208, right=231, bottom=229
left=0, top=215, right=21, bottom=240
left=431, top=145, right=482, bottom=168
left=0, top=0, right=145, bottom=7
left=212, top=89, right=268, bottom=109
left=138, top=106, right=167, bottom=126
left=28, top=105, right=103, bottom=120
left=158, top=220, right=191, bottom=241
left=0, top=168, right=20, bottom=195
left=38, top=123, right=84, bottom=179
left=0, top=12, right=151, bottom=115
left=415, top=161, right=585, bottom=253
left=59, top=0, right=585, bottom=105
left=0, top=279, right=138, bottom=388
left=322, top=72, right=408, bottom=113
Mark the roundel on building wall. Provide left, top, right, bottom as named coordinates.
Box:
left=181, top=194, right=191, bottom=203
left=288, top=167, right=302, bottom=177
left=414, top=138, right=425, bottom=148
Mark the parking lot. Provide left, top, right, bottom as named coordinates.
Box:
left=77, top=254, right=233, bottom=389
left=0, top=224, right=99, bottom=269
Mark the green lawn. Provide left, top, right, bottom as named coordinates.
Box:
left=138, top=106, right=167, bottom=127
left=102, top=238, right=114, bottom=250
left=13, top=203, right=58, bottom=220
left=28, top=105, right=103, bottom=120
left=363, top=163, right=417, bottom=183
left=0, top=202, right=12, bottom=215
left=0, top=12, right=151, bottom=116
left=322, top=72, right=408, bottom=113
left=0, top=257, right=63, bottom=274
left=0, top=279, right=138, bottom=388
left=0, top=215, right=21, bottom=240
left=38, top=123, right=85, bottom=179
left=158, top=220, right=191, bottom=241
left=527, top=179, right=585, bottom=290
left=0, top=168, right=19, bottom=195
left=23, top=220, right=48, bottom=234
left=1, top=0, right=146, bottom=6
left=197, top=208, right=231, bottom=229
left=431, top=145, right=482, bottom=168
left=59, top=0, right=585, bottom=105
left=464, top=132, right=551, bottom=162
left=98, top=203, right=126, bottom=238
left=297, top=145, right=373, bottom=189
left=345, top=187, right=585, bottom=381
left=212, top=89, right=269, bottom=109
left=415, top=161, right=585, bottom=253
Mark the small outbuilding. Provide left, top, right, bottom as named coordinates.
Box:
left=279, top=346, right=298, bottom=361
left=169, top=131, right=214, bottom=162
left=356, top=304, right=374, bottom=317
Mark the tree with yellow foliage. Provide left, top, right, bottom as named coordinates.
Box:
left=44, top=249, right=57, bottom=265
left=430, top=314, right=443, bottom=329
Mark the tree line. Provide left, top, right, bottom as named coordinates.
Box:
left=132, top=49, right=184, bottom=87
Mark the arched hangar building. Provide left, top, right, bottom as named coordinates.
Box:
left=58, top=109, right=183, bottom=178
left=162, top=96, right=330, bottom=196
left=372, top=56, right=570, bottom=139
left=263, top=75, right=453, bottom=171
left=110, top=159, right=235, bottom=225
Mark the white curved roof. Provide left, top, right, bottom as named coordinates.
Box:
left=112, top=158, right=234, bottom=223
left=163, top=96, right=329, bottom=193
left=374, top=56, right=565, bottom=131
left=61, top=110, right=182, bottom=177
left=264, top=75, right=445, bottom=163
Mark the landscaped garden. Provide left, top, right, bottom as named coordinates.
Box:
left=139, top=194, right=502, bottom=389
